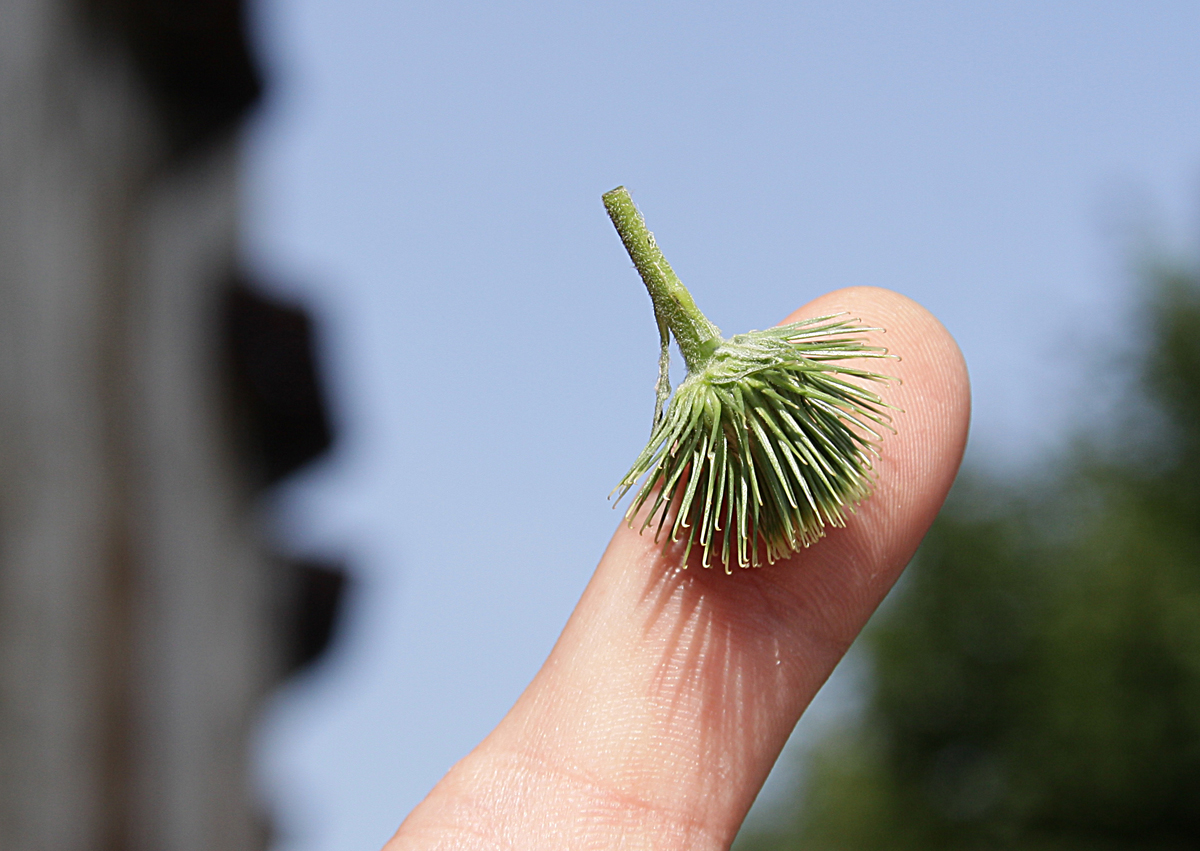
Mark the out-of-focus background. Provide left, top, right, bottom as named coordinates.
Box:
left=3, top=2, right=1200, bottom=850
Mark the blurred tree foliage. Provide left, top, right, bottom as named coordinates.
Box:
left=738, top=266, right=1200, bottom=851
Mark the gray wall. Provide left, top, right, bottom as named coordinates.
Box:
left=1, top=2, right=280, bottom=848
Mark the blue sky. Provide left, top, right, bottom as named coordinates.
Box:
left=240, top=3, right=1200, bottom=848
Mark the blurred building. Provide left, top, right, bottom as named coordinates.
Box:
left=1, top=2, right=341, bottom=849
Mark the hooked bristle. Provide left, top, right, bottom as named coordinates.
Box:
left=614, top=314, right=895, bottom=572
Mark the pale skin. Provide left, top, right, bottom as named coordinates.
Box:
left=386, top=287, right=971, bottom=850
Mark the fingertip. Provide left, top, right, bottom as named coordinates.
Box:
left=756, top=285, right=971, bottom=640
left=788, top=286, right=971, bottom=478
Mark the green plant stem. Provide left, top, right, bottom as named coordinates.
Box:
left=603, top=187, right=722, bottom=372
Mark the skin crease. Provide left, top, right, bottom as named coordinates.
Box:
left=385, top=287, right=971, bottom=850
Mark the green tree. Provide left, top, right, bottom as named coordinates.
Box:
left=739, top=266, right=1200, bottom=851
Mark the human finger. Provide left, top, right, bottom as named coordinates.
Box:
left=388, top=286, right=970, bottom=850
